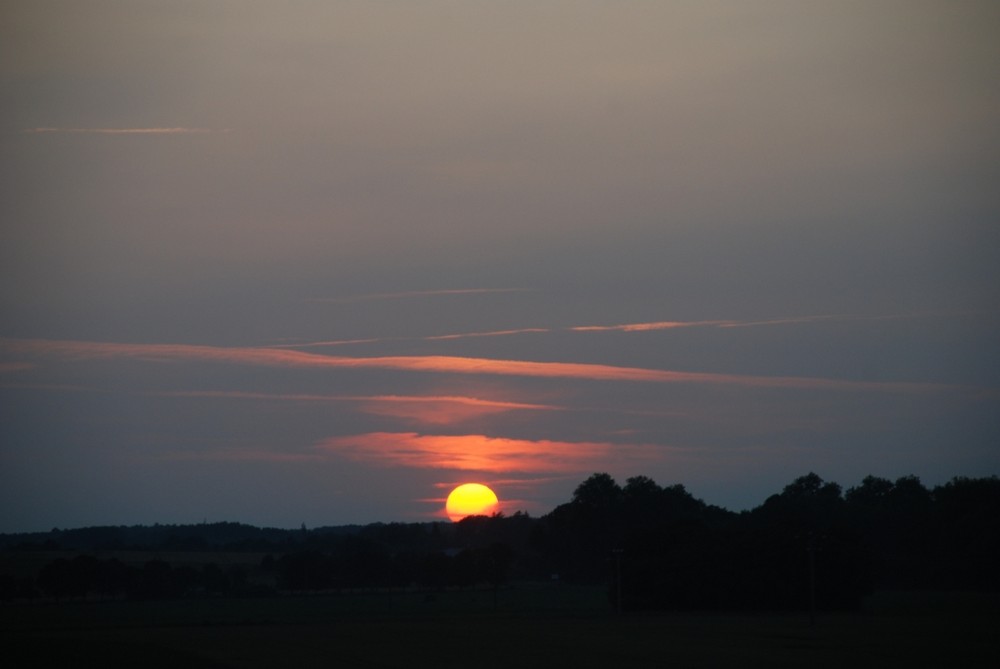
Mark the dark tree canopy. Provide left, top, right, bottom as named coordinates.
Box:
left=4, top=473, right=998, bottom=610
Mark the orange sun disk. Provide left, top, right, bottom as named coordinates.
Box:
left=445, top=483, right=499, bottom=522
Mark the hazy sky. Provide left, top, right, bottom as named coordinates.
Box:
left=2, top=1, right=998, bottom=532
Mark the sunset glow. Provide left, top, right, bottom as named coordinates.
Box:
left=445, top=483, right=499, bottom=522
left=316, top=432, right=660, bottom=473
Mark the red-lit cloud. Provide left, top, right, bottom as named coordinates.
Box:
left=317, top=432, right=660, bottom=473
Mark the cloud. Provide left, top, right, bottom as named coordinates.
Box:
left=432, top=476, right=571, bottom=490
left=317, top=432, right=660, bottom=473
left=352, top=395, right=560, bottom=425
left=22, top=127, right=227, bottom=135
left=267, top=338, right=387, bottom=349
left=160, top=390, right=560, bottom=425
left=2, top=337, right=968, bottom=394
left=717, top=315, right=849, bottom=328
left=157, top=429, right=661, bottom=478
left=424, top=328, right=550, bottom=341
left=570, top=313, right=925, bottom=332
left=0, top=362, right=34, bottom=373
left=160, top=450, right=322, bottom=463
left=571, top=320, right=729, bottom=332
left=307, top=288, right=528, bottom=304
left=265, top=312, right=946, bottom=350
left=0, top=382, right=101, bottom=393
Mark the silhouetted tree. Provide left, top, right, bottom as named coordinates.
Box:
left=9, top=471, right=999, bottom=608
left=845, top=474, right=933, bottom=588
left=573, top=472, right=623, bottom=510
left=932, top=476, right=1000, bottom=591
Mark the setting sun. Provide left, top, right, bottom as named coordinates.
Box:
left=445, top=483, right=499, bottom=522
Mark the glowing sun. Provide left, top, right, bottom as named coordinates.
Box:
left=445, top=483, right=499, bottom=522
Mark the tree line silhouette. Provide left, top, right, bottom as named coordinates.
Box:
left=2, top=473, right=997, bottom=611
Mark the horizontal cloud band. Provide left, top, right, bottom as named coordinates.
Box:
left=317, top=432, right=661, bottom=473
left=1, top=338, right=960, bottom=394
left=161, top=390, right=559, bottom=424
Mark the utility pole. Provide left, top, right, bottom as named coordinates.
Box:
left=808, top=533, right=817, bottom=627
left=612, top=548, right=624, bottom=616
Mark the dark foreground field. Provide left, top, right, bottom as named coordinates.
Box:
left=3, top=586, right=997, bottom=668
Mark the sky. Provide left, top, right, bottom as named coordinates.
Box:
left=1, top=1, right=998, bottom=533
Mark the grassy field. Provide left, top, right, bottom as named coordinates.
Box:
left=3, top=585, right=997, bottom=668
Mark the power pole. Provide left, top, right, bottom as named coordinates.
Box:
left=612, top=548, right=624, bottom=616
left=808, top=534, right=817, bottom=627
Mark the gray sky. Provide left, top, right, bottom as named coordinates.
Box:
left=2, top=1, right=998, bottom=532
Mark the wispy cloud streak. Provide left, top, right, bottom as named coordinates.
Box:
left=267, top=338, right=387, bottom=349
left=271, top=312, right=942, bottom=349
left=1, top=338, right=966, bottom=394
left=424, top=328, right=549, bottom=341
left=308, top=288, right=527, bottom=304
left=717, top=315, right=842, bottom=328
left=432, top=476, right=571, bottom=490
left=160, top=390, right=559, bottom=424
left=161, top=450, right=322, bottom=463
left=157, top=431, right=657, bottom=472
left=569, top=313, right=917, bottom=332
left=570, top=320, right=729, bottom=332
left=0, top=362, right=34, bottom=373
left=352, top=396, right=559, bottom=424
left=317, top=432, right=660, bottom=473
left=23, top=127, right=228, bottom=135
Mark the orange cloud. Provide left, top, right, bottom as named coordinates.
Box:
left=571, top=320, right=730, bottom=332
left=2, top=339, right=330, bottom=367
left=317, top=432, right=659, bottom=473
left=1, top=338, right=962, bottom=394
left=432, top=476, right=570, bottom=490
left=353, top=396, right=559, bottom=425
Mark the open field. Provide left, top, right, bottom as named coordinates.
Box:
left=0, top=549, right=272, bottom=576
left=3, top=586, right=998, bottom=668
